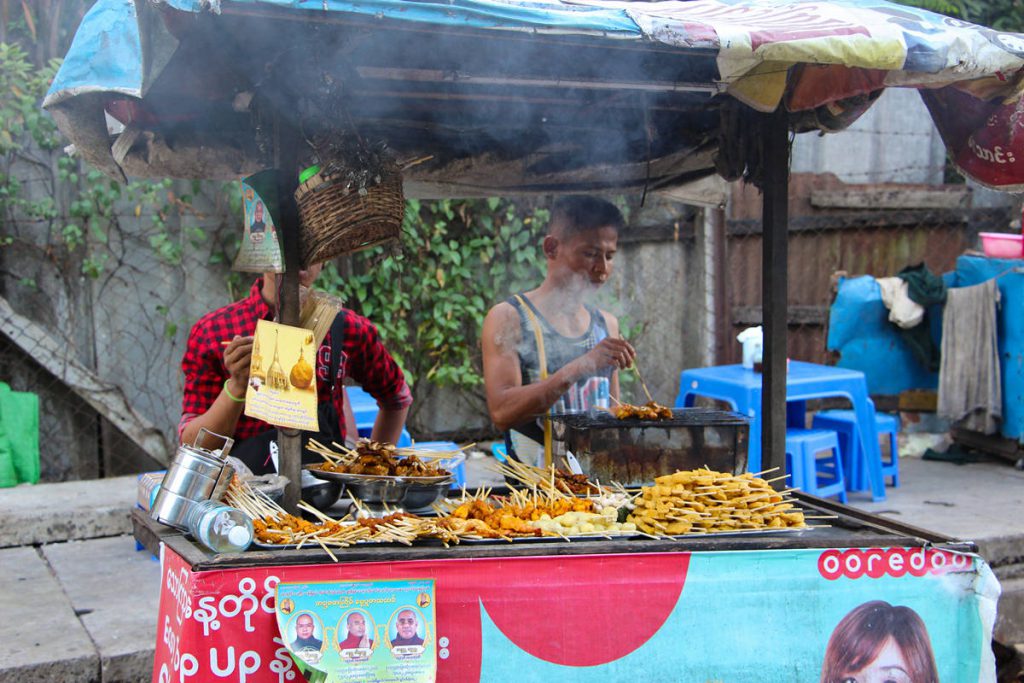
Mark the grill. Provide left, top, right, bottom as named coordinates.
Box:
left=550, top=408, right=749, bottom=487
left=552, top=408, right=748, bottom=430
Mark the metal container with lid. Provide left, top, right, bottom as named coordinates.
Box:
left=151, top=429, right=236, bottom=530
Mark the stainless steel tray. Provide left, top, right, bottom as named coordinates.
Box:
left=457, top=530, right=642, bottom=544
left=661, top=524, right=822, bottom=539
left=305, top=465, right=453, bottom=485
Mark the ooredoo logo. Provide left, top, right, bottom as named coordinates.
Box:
left=818, top=547, right=973, bottom=581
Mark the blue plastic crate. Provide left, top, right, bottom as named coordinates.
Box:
left=408, top=441, right=466, bottom=489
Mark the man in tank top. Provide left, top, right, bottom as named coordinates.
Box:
left=481, top=196, right=636, bottom=467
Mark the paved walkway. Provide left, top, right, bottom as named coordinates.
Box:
left=0, top=453, right=1021, bottom=681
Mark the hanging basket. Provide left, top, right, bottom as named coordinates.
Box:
left=294, top=162, right=404, bottom=266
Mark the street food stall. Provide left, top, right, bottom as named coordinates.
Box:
left=45, top=0, right=1023, bottom=680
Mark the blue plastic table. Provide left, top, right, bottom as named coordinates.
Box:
left=674, top=361, right=885, bottom=501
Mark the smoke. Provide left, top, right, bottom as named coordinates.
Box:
left=118, top=4, right=722, bottom=194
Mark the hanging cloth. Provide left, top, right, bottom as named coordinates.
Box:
left=895, top=263, right=947, bottom=372
left=938, top=280, right=1002, bottom=434
left=875, top=277, right=924, bottom=329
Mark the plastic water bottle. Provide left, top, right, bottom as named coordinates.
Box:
left=186, top=500, right=254, bottom=553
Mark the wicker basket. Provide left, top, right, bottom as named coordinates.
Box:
left=294, top=164, right=404, bottom=266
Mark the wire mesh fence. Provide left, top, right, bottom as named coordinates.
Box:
left=0, top=141, right=241, bottom=481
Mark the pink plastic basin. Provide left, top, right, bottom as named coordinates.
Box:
left=980, top=232, right=1024, bottom=259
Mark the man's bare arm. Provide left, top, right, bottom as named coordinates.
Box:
left=370, top=405, right=410, bottom=445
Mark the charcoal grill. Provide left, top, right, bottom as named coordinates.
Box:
left=550, top=408, right=749, bottom=487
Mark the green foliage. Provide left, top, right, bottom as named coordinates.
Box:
left=0, top=44, right=60, bottom=152
left=319, top=198, right=641, bottom=396
left=893, top=0, right=966, bottom=16
left=962, top=0, right=1024, bottom=31
left=318, top=198, right=550, bottom=389
left=0, top=45, right=228, bottom=305
left=893, top=0, right=1024, bottom=31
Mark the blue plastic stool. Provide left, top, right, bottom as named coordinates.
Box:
left=785, top=428, right=847, bottom=502
left=491, top=442, right=508, bottom=463
left=408, top=441, right=466, bottom=489
left=812, top=409, right=900, bottom=491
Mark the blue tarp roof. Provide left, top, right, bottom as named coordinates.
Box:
left=44, top=0, right=1024, bottom=192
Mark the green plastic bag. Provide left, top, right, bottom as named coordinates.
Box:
left=0, top=417, right=17, bottom=488
left=0, top=382, right=40, bottom=484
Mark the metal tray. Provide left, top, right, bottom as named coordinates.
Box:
left=661, top=524, right=823, bottom=540
left=251, top=526, right=821, bottom=550
left=305, top=465, right=453, bottom=485
left=252, top=540, right=305, bottom=550
left=457, top=530, right=642, bottom=544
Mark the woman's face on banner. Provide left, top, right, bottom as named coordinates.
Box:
left=839, top=637, right=911, bottom=683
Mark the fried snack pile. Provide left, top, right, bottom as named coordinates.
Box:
left=553, top=468, right=602, bottom=495
left=253, top=513, right=370, bottom=546
left=530, top=509, right=636, bottom=536
left=253, top=511, right=454, bottom=547
left=628, top=467, right=806, bottom=535
left=317, top=439, right=450, bottom=477
left=443, top=496, right=596, bottom=538
left=492, top=457, right=605, bottom=496
left=611, top=400, right=673, bottom=420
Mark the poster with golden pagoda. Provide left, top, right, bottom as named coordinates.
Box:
left=244, top=320, right=319, bottom=431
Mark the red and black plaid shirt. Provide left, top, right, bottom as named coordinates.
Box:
left=180, top=278, right=411, bottom=441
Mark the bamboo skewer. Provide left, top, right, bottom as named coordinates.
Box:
left=632, top=359, right=655, bottom=404
left=748, top=467, right=780, bottom=477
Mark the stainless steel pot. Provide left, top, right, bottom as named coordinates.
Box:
left=149, top=488, right=198, bottom=530
left=151, top=429, right=235, bottom=529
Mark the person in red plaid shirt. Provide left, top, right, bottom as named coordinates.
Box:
left=180, top=263, right=411, bottom=472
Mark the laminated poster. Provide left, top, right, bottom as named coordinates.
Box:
left=244, top=319, right=318, bottom=431
left=233, top=171, right=284, bottom=273
left=276, top=579, right=437, bottom=683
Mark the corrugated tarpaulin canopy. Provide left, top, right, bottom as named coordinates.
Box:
left=42, top=0, right=1024, bottom=507
left=43, top=0, right=1024, bottom=195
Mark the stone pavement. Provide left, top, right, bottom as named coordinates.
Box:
left=0, top=453, right=1021, bottom=681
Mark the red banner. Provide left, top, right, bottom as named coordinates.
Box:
left=922, top=86, right=1024, bottom=191
left=154, top=547, right=691, bottom=682
left=153, top=543, right=993, bottom=682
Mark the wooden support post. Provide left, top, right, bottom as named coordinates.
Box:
left=275, top=121, right=303, bottom=514
left=710, top=206, right=728, bottom=365
left=761, top=105, right=789, bottom=482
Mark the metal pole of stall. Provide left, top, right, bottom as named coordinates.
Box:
left=275, top=119, right=304, bottom=514
left=760, top=105, right=790, bottom=480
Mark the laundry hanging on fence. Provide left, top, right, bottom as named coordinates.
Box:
left=938, top=279, right=1001, bottom=435
left=895, top=263, right=947, bottom=372
left=875, top=277, right=924, bottom=329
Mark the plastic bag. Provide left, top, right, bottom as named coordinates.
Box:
left=736, top=326, right=763, bottom=369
